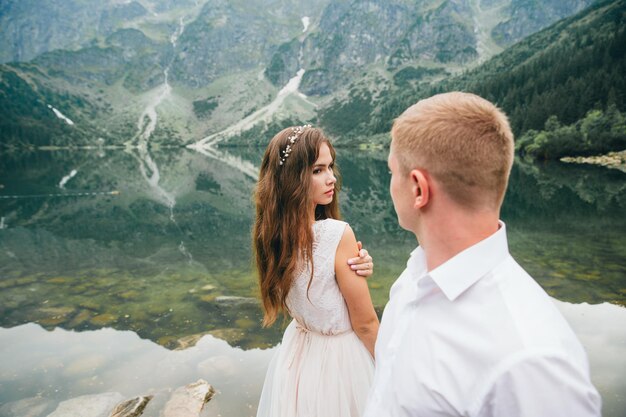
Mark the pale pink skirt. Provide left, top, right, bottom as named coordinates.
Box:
left=256, top=320, right=375, bottom=417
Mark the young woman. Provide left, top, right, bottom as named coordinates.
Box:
left=254, top=125, right=379, bottom=417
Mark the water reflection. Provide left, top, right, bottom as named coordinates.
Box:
left=0, top=300, right=623, bottom=416
left=0, top=323, right=274, bottom=417
left=553, top=301, right=626, bottom=417
left=1, top=148, right=625, bottom=343
left=0, top=147, right=625, bottom=415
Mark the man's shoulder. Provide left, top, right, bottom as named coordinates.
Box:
left=472, top=347, right=600, bottom=416
left=473, top=255, right=587, bottom=365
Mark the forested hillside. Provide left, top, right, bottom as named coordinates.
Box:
left=0, top=0, right=599, bottom=149
left=319, top=0, right=626, bottom=158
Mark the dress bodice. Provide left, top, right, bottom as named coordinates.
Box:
left=285, top=218, right=352, bottom=335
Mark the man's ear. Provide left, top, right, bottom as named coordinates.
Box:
left=410, top=169, right=429, bottom=209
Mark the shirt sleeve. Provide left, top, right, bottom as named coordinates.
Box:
left=475, top=353, right=602, bottom=417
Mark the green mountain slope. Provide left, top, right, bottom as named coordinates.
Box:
left=318, top=0, right=626, bottom=158
left=0, top=65, right=103, bottom=147
left=0, top=28, right=172, bottom=147
left=0, top=0, right=608, bottom=148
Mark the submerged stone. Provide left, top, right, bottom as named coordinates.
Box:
left=199, top=294, right=216, bottom=303
left=0, top=396, right=55, bottom=417
left=69, top=309, right=93, bottom=327
left=146, top=304, right=171, bottom=316
left=214, top=295, right=257, bottom=306
left=118, top=290, right=140, bottom=300
left=91, top=313, right=118, bottom=326
left=234, top=317, right=255, bottom=330
left=0, top=276, right=36, bottom=289
left=80, top=300, right=102, bottom=311
left=0, top=279, right=15, bottom=290
left=574, top=272, right=602, bottom=281
left=15, top=276, right=38, bottom=286
left=47, top=392, right=124, bottom=417
left=38, top=316, right=67, bottom=327
left=38, top=306, right=76, bottom=327
left=70, top=284, right=89, bottom=294
left=40, top=306, right=75, bottom=317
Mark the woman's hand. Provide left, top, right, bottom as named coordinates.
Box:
left=347, top=241, right=374, bottom=277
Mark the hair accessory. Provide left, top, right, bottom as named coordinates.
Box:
left=279, top=124, right=312, bottom=166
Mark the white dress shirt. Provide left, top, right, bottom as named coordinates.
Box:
left=364, top=222, right=601, bottom=417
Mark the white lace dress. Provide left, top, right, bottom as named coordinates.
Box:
left=256, top=218, right=375, bottom=417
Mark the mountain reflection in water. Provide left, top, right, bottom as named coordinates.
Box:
left=0, top=147, right=625, bottom=416
left=0, top=300, right=623, bottom=417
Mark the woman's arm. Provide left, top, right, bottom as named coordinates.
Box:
left=335, top=225, right=379, bottom=358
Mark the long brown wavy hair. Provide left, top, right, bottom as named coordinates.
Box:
left=253, top=126, right=341, bottom=327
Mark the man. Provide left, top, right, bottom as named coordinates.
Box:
left=364, top=92, right=601, bottom=416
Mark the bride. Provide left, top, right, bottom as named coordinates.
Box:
left=253, top=125, right=379, bottom=417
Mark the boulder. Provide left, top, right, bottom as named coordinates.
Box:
left=108, top=396, right=152, bottom=417
left=162, top=380, right=215, bottom=417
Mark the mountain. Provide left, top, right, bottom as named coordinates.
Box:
left=0, top=0, right=183, bottom=64
left=492, top=0, right=594, bottom=46
left=273, top=0, right=479, bottom=96
left=169, top=0, right=332, bottom=87
left=265, top=0, right=595, bottom=95
left=0, top=0, right=599, bottom=148
left=317, top=0, right=626, bottom=157
left=0, top=0, right=332, bottom=146
left=0, top=28, right=172, bottom=147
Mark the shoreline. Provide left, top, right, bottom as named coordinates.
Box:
left=560, top=150, right=626, bottom=173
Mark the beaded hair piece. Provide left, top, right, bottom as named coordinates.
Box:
left=279, top=124, right=312, bottom=166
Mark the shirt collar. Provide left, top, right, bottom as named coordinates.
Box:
left=426, top=220, right=509, bottom=301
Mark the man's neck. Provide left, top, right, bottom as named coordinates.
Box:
left=418, top=209, right=500, bottom=272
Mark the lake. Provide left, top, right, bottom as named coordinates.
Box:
left=0, top=146, right=625, bottom=417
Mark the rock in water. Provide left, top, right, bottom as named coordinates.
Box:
left=47, top=392, right=124, bottom=417
left=162, top=380, right=215, bottom=417
left=108, top=396, right=153, bottom=417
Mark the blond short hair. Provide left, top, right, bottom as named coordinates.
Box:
left=391, top=92, right=514, bottom=210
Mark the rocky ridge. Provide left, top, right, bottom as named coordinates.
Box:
left=0, top=0, right=600, bottom=146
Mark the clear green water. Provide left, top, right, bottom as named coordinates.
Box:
left=0, top=147, right=624, bottom=416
